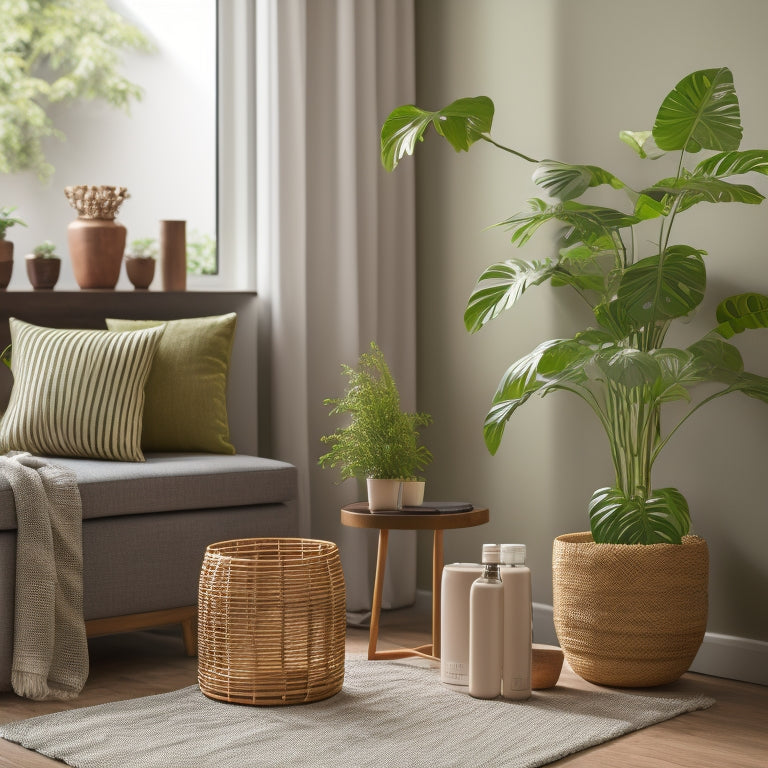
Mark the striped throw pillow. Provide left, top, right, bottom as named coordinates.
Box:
left=0, top=318, right=165, bottom=462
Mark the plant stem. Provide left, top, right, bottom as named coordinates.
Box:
left=479, top=135, right=538, bottom=164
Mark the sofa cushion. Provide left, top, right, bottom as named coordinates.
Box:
left=105, top=314, right=236, bottom=454
left=0, top=453, right=297, bottom=531
left=0, top=319, right=165, bottom=462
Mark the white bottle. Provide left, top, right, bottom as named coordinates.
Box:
left=441, top=563, right=483, bottom=685
left=469, top=544, right=503, bottom=699
left=500, top=543, right=532, bottom=700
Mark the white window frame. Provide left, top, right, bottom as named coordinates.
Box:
left=195, top=0, right=258, bottom=292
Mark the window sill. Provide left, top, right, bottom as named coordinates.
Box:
left=0, top=290, right=258, bottom=335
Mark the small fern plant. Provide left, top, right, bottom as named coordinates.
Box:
left=319, top=342, right=432, bottom=481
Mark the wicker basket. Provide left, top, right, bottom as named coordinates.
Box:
left=552, top=532, right=708, bottom=687
left=198, top=538, right=346, bottom=705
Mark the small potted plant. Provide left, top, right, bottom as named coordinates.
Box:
left=124, top=237, right=157, bottom=290
left=319, top=342, right=432, bottom=511
left=25, top=240, right=61, bottom=290
left=0, top=207, right=27, bottom=289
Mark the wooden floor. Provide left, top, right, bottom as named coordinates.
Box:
left=0, top=606, right=765, bottom=767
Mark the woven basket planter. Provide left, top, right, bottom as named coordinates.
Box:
left=198, top=538, right=346, bottom=705
left=552, top=532, right=708, bottom=687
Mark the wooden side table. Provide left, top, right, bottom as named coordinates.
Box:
left=340, top=503, right=489, bottom=661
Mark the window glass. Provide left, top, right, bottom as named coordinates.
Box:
left=0, top=0, right=218, bottom=288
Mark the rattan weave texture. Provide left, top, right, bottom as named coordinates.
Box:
left=553, top=532, right=708, bottom=687
left=198, top=538, right=346, bottom=705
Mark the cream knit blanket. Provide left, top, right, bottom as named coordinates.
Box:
left=0, top=452, right=88, bottom=700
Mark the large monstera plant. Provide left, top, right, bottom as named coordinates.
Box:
left=382, top=67, right=768, bottom=545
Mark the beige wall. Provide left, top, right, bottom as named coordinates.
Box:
left=415, top=0, right=768, bottom=642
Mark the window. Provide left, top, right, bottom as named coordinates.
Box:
left=0, top=0, right=228, bottom=290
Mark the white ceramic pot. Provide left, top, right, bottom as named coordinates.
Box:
left=366, top=478, right=402, bottom=512
left=401, top=480, right=425, bottom=507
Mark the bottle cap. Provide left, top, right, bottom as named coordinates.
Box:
left=501, top=543, right=526, bottom=565
left=481, top=543, right=502, bottom=564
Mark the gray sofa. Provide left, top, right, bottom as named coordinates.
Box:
left=0, top=452, right=298, bottom=692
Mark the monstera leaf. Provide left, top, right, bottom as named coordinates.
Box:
left=464, top=259, right=559, bottom=333
left=643, top=176, right=764, bottom=211
left=617, top=245, right=706, bottom=325
left=713, top=293, right=768, bottom=338
left=589, top=486, right=691, bottom=544
left=591, top=348, right=663, bottom=390
left=694, top=149, right=768, bottom=178
left=499, top=199, right=639, bottom=248
left=619, top=130, right=665, bottom=160
left=483, top=339, right=593, bottom=454
left=381, top=97, right=494, bottom=171
left=531, top=161, right=626, bottom=201
left=653, top=67, right=742, bottom=153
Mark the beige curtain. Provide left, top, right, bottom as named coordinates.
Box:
left=256, top=0, right=417, bottom=610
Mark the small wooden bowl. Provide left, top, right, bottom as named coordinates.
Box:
left=532, top=644, right=564, bottom=689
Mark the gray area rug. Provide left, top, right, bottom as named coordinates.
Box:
left=0, top=657, right=714, bottom=768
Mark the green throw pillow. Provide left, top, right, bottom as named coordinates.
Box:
left=0, top=318, right=165, bottom=462
left=105, top=314, right=237, bottom=454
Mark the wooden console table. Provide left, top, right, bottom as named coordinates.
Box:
left=340, top=503, right=489, bottom=661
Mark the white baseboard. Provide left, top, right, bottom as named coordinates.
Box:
left=532, top=602, right=768, bottom=686
left=690, top=632, right=768, bottom=685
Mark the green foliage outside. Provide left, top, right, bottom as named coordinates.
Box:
left=128, top=237, right=157, bottom=258
left=319, top=342, right=432, bottom=481
left=186, top=230, right=217, bottom=275
left=0, top=0, right=150, bottom=180
left=127, top=232, right=216, bottom=272
left=382, top=67, right=768, bottom=544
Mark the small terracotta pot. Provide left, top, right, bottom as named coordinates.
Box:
left=67, top=217, right=126, bottom=289
left=25, top=255, right=61, bottom=290
left=0, top=240, right=13, bottom=290
left=125, top=256, right=156, bottom=290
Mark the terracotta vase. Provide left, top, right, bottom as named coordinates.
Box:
left=67, top=218, right=127, bottom=289
left=125, top=256, right=156, bottom=290
left=25, top=255, right=61, bottom=290
left=0, top=240, right=12, bottom=290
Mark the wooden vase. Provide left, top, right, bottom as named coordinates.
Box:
left=125, top=256, right=156, bottom=290
left=67, top=217, right=126, bottom=289
left=0, top=240, right=13, bottom=290
left=160, top=220, right=186, bottom=291
left=25, top=256, right=61, bottom=290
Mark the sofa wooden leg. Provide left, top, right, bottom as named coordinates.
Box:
left=85, top=605, right=199, bottom=656
left=181, top=615, right=198, bottom=656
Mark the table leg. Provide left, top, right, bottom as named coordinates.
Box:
left=432, top=529, right=444, bottom=658
left=368, top=528, right=389, bottom=660
left=366, top=528, right=436, bottom=661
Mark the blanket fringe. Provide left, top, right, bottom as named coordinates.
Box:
left=11, top=670, right=82, bottom=701
left=12, top=670, right=51, bottom=701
